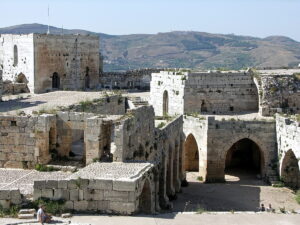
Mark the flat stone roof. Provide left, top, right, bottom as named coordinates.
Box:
left=0, top=168, right=70, bottom=195
left=258, top=69, right=300, bottom=76
left=69, top=162, right=153, bottom=181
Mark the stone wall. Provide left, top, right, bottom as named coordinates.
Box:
left=0, top=114, right=55, bottom=168
left=257, top=74, right=300, bottom=116
left=150, top=71, right=185, bottom=116
left=0, top=34, right=35, bottom=92
left=0, top=69, right=2, bottom=101
left=33, top=34, right=100, bottom=93
left=150, top=70, right=259, bottom=116
left=33, top=162, right=156, bottom=215
left=100, top=69, right=161, bottom=90
left=112, top=106, right=155, bottom=162
left=0, top=189, right=22, bottom=209
left=2, top=80, right=30, bottom=95
left=276, top=115, right=300, bottom=188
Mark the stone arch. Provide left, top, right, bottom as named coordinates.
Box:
left=15, top=73, right=28, bottom=84
left=224, top=138, right=265, bottom=177
left=163, top=90, right=169, bottom=115
left=13, top=45, right=18, bottom=66
left=139, top=178, right=152, bottom=213
left=184, top=134, right=199, bottom=171
left=280, top=149, right=300, bottom=188
left=52, top=72, right=60, bottom=89
left=201, top=100, right=207, bottom=113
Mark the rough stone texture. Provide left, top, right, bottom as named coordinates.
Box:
left=255, top=70, right=300, bottom=116
left=100, top=69, right=161, bottom=90
left=0, top=34, right=100, bottom=93
left=33, top=162, right=156, bottom=215
left=151, top=70, right=259, bottom=116
left=0, top=69, right=2, bottom=101
left=0, top=114, right=55, bottom=168
left=112, top=106, right=155, bottom=162
left=0, top=189, right=22, bottom=209
left=276, top=115, right=300, bottom=188
left=2, top=80, right=29, bottom=95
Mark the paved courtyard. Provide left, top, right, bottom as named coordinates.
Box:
left=1, top=213, right=300, bottom=225
left=173, top=172, right=300, bottom=212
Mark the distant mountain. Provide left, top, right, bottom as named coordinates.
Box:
left=1, top=23, right=300, bottom=71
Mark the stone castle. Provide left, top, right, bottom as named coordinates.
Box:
left=0, top=34, right=299, bottom=215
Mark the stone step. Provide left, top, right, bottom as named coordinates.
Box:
left=19, top=208, right=36, bottom=214
left=18, top=213, right=35, bottom=219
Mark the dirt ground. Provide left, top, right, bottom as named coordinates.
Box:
left=172, top=171, right=300, bottom=212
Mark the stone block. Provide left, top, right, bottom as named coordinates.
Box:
left=79, top=189, right=84, bottom=201
left=19, top=209, right=36, bottom=214
left=97, top=200, right=109, bottom=211
left=18, top=213, right=34, bottom=219
left=73, top=200, right=88, bottom=211
left=64, top=201, right=74, bottom=210
left=58, top=180, right=68, bottom=189
left=68, top=179, right=79, bottom=189
left=87, top=201, right=98, bottom=211
left=33, top=189, right=42, bottom=200
left=45, top=180, right=58, bottom=189
left=61, top=213, right=72, bottom=218
left=0, top=199, right=10, bottom=209
left=113, top=180, right=136, bottom=192
left=104, top=190, right=129, bottom=202
left=109, top=201, right=136, bottom=214
left=53, top=189, right=69, bottom=200
left=69, top=189, right=79, bottom=201
left=0, top=190, right=10, bottom=200
left=88, top=179, right=112, bottom=190
left=34, top=180, right=45, bottom=189
left=41, top=189, right=53, bottom=199
left=92, top=190, right=104, bottom=201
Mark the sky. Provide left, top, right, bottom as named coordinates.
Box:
left=1, top=0, right=300, bottom=41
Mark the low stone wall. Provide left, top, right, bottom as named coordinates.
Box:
left=33, top=162, right=155, bottom=215
left=64, top=95, right=126, bottom=115
left=0, top=189, right=22, bottom=209
left=0, top=70, right=2, bottom=101
left=2, top=81, right=30, bottom=95
left=0, top=114, right=55, bottom=168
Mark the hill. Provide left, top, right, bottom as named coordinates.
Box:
left=1, top=23, right=300, bottom=71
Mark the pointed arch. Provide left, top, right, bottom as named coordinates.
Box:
left=280, top=149, right=300, bottom=188
left=184, top=134, right=199, bottom=171
left=139, top=178, right=152, bottom=213
left=163, top=90, right=169, bottom=115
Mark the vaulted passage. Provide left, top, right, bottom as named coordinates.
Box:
left=281, top=150, right=300, bottom=189
left=184, top=134, right=199, bottom=171
left=225, top=138, right=264, bottom=176
left=52, top=72, right=60, bottom=89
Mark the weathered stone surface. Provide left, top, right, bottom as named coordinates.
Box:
left=18, top=213, right=34, bottom=219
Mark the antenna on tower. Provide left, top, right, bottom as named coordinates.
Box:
left=47, top=5, right=50, bottom=34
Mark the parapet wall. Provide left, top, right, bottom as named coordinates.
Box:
left=258, top=75, right=300, bottom=116
left=100, top=69, right=160, bottom=90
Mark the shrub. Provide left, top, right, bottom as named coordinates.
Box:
left=272, top=181, right=285, bottom=188
left=79, top=99, right=93, bottom=111
left=0, top=205, right=20, bottom=218
left=157, top=122, right=166, bottom=129
left=279, top=207, right=286, bottom=213
left=33, top=198, right=66, bottom=215
left=35, top=164, right=58, bottom=172
left=197, top=176, right=203, bottom=181
left=196, top=205, right=206, bottom=214
left=295, top=190, right=300, bottom=204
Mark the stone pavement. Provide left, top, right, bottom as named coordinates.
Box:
left=0, top=169, right=70, bottom=196
left=1, top=213, right=300, bottom=225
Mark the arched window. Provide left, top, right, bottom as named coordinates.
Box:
left=163, top=90, right=169, bottom=116
left=13, top=45, right=18, bottom=66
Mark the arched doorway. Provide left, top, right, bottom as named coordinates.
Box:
left=281, top=150, right=300, bottom=188
left=15, top=73, right=28, bottom=84
left=139, top=179, right=152, bottom=213
left=163, top=90, right=169, bottom=115
left=201, top=100, right=207, bottom=113
left=184, top=134, right=199, bottom=171
left=225, top=138, right=264, bottom=177
left=52, top=72, right=60, bottom=89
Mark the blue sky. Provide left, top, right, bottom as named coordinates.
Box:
left=1, top=0, right=300, bottom=41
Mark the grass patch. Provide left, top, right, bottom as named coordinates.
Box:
left=272, top=181, right=285, bottom=188
left=295, top=190, right=300, bottom=204
left=0, top=205, right=20, bottom=218
left=79, top=99, right=93, bottom=111
left=35, top=164, right=58, bottom=172
left=157, top=122, right=166, bottom=129
left=197, top=176, right=203, bottom=181
left=33, top=198, right=66, bottom=216
left=196, top=205, right=206, bottom=214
